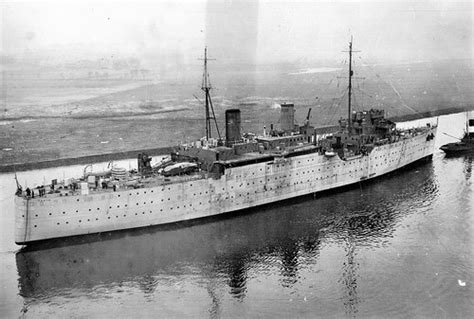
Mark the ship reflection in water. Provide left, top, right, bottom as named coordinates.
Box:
left=16, top=159, right=440, bottom=317
left=462, top=156, right=472, bottom=180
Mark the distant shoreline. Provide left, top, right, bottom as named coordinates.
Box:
left=0, top=106, right=469, bottom=173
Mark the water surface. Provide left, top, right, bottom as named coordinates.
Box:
left=0, top=112, right=472, bottom=318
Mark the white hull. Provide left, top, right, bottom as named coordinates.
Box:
left=15, top=128, right=436, bottom=244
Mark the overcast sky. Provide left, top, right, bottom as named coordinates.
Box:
left=1, top=0, right=472, bottom=65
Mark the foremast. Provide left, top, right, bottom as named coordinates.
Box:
left=347, top=38, right=353, bottom=133
left=344, top=37, right=359, bottom=134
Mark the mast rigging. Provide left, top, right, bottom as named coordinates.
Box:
left=348, top=39, right=353, bottom=133
left=200, top=47, right=221, bottom=141
left=343, top=36, right=360, bottom=134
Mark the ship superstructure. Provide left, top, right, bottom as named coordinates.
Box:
left=14, top=41, right=437, bottom=245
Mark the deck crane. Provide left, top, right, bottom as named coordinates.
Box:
left=305, top=108, right=312, bottom=126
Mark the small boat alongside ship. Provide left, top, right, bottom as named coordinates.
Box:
left=14, top=40, right=438, bottom=245
left=440, top=111, right=474, bottom=155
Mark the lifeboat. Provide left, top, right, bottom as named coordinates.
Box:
left=162, top=162, right=198, bottom=177
left=111, top=166, right=127, bottom=179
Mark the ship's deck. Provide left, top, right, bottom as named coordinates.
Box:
left=17, top=124, right=435, bottom=201
left=18, top=171, right=209, bottom=200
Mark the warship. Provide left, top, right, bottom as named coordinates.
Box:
left=14, top=41, right=437, bottom=245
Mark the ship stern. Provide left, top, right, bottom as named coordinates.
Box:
left=14, top=196, right=30, bottom=245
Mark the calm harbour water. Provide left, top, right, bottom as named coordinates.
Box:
left=0, top=112, right=472, bottom=318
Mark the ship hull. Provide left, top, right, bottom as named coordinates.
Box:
left=440, top=142, right=474, bottom=155
left=15, top=128, right=437, bottom=244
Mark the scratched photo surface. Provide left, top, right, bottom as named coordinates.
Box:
left=1, top=0, right=473, bottom=318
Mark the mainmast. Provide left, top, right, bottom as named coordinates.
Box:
left=348, top=38, right=353, bottom=133
left=200, top=47, right=221, bottom=141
